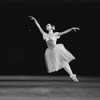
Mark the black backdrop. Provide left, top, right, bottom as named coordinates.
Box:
left=0, top=0, right=100, bottom=76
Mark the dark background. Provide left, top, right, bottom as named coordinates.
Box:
left=0, top=0, right=100, bottom=76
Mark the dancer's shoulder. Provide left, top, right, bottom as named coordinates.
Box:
left=43, top=33, right=50, bottom=41
left=54, top=32, right=60, bottom=39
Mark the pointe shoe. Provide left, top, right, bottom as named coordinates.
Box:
left=70, top=74, right=79, bottom=82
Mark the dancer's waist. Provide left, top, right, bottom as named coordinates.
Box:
left=46, top=40, right=56, bottom=48
left=47, top=44, right=56, bottom=49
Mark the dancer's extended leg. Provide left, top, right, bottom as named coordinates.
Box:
left=63, top=63, right=79, bottom=82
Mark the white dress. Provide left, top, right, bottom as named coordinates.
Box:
left=43, top=33, right=75, bottom=73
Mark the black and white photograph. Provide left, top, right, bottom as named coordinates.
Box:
left=0, top=0, right=100, bottom=100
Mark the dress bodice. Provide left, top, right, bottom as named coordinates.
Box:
left=43, top=32, right=60, bottom=48
left=46, top=39, right=56, bottom=48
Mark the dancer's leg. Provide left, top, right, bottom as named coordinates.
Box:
left=63, top=63, right=74, bottom=75
left=63, top=63, right=79, bottom=82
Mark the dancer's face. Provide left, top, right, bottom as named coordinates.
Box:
left=46, top=24, right=55, bottom=32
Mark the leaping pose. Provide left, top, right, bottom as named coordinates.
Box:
left=29, top=16, right=80, bottom=82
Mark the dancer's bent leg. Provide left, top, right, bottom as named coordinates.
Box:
left=63, top=63, right=79, bottom=82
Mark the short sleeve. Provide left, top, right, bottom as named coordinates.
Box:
left=43, top=33, right=48, bottom=41
left=55, top=32, right=60, bottom=39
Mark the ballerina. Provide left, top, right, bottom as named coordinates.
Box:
left=29, top=16, right=79, bottom=82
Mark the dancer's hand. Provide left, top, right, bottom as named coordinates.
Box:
left=29, top=16, right=36, bottom=21
left=72, top=27, right=80, bottom=32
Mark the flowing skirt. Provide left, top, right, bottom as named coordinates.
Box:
left=45, top=44, right=75, bottom=73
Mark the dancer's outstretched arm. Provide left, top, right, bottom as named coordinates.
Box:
left=29, top=16, right=46, bottom=35
left=57, top=27, right=80, bottom=36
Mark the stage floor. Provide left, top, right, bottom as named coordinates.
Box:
left=0, top=76, right=99, bottom=100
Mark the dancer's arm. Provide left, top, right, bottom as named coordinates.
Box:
left=57, top=27, right=80, bottom=36
left=29, top=16, right=46, bottom=35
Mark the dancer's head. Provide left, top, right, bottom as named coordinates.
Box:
left=46, top=23, right=55, bottom=32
